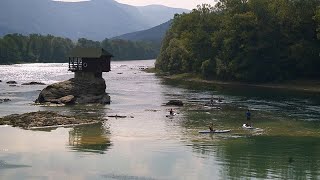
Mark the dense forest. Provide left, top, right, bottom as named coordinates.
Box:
left=0, top=34, right=159, bottom=64
left=156, top=0, right=320, bottom=82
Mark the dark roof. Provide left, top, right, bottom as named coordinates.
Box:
left=69, top=48, right=113, bottom=58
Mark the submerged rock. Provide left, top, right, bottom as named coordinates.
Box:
left=107, top=115, right=127, bottom=118
left=166, top=100, right=184, bottom=106
left=35, top=77, right=110, bottom=105
left=0, top=111, right=101, bottom=129
left=6, top=81, right=17, bottom=84
left=0, top=99, right=11, bottom=103
left=22, top=82, right=46, bottom=85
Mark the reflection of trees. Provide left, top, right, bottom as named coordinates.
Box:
left=191, top=136, right=320, bottom=179
left=68, top=123, right=112, bottom=154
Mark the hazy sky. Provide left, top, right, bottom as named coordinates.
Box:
left=59, top=0, right=217, bottom=9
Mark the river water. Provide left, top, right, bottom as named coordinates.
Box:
left=0, top=60, right=320, bottom=179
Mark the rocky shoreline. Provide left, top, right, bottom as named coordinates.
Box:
left=158, top=73, right=320, bottom=93
left=0, top=111, right=102, bottom=129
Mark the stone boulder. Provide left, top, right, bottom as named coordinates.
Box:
left=59, top=95, right=76, bottom=105
left=6, top=81, right=17, bottom=84
left=0, top=99, right=11, bottom=103
left=35, top=78, right=110, bottom=104
left=166, top=100, right=184, bottom=106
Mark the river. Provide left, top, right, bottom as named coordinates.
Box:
left=0, top=60, right=320, bottom=179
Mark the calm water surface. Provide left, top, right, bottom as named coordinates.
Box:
left=0, top=60, right=320, bottom=179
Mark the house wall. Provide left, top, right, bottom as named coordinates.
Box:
left=74, top=71, right=102, bottom=80
left=82, top=57, right=111, bottom=72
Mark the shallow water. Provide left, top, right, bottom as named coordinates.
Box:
left=0, top=60, right=320, bottom=179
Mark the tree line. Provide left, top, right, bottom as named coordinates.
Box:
left=156, top=0, right=320, bottom=82
left=0, top=34, right=159, bottom=64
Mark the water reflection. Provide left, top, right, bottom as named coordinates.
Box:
left=68, top=123, right=112, bottom=154
left=216, top=136, right=320, bottom=179
left=162, top=78, right=320, bottom=121
left=165, top=80, right=320, bottom=179
left=0, top=160, right=31, bottom=170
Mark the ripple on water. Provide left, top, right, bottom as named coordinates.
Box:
left=1, top=61, right=320, bottom=180
left=102, top=174, right=159, bottom=180
left=0, top=160, right=31, bottom=169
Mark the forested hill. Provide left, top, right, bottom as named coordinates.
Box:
left=156, top=0, right=320, bottom=82
left=0, top=0, right=187, bottom=40
left=0, top=34, right=158, bottom=64
left=112, top=20, right=172, bottom=43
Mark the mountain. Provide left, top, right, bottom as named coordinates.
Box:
left=112, top=20, right=172, bottom=43
left=0, top=0, right=188, bottom=40
left=137, top=5, right=186, bottom=26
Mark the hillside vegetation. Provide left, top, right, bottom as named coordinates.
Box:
left=156, top=0, right=320, bottom=82
left=0, top=0, right=187, bottom=40
left=0, top=34, right=158, bottom=64
left=113, top=20, right=172, bottom=43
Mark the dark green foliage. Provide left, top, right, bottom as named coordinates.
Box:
left=0, top=34, right=159, bottom=64
left=101, top=39, right=159, bottom=60
left=156, top=0, right=320, bottom=82
left=315, top=6, right=320, bottom=39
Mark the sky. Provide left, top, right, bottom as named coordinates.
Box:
left=59, top=0, right=217, bottom=10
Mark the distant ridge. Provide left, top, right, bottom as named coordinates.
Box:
left=112, top=20, right=172, bottom=43
left=0, top=0, right=188, bottom=40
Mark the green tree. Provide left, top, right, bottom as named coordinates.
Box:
left=156, top=0, right=320, bottom=82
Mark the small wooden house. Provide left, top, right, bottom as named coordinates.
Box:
left=68, top=48, right=113, bottom=79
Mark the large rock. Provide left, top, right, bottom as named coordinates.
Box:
left=0, top=99, right=11, bottom=103
left=6, top=81, right=17, bottom=84
left=35, top=78, right=110, bottom=104
left=59, top=95, right=76, bottom=105
left=166, top=100, right=184, bottom=106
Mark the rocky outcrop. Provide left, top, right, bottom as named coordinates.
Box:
left=6, top=81, right=17, bottom=84
left=0, top=111, right=101, bottom=129
left=59, top=95, right=76, bottom=105
left=22, top=82, right=46, bottom=85
left=35, top=77, right=110, bottom=105
left=0, top=99, right=11, bottom=103
left=166, top=100, right=184, bottom=106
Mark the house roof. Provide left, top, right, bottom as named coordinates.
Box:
left=69, top=48, right=113, bottom=58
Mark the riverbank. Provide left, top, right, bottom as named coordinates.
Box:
left=147, top=69, right=320, bottom=93
left=0, top=111, right=102, bottom=129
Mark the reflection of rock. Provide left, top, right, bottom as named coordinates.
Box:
left=166, top=100, right=184, bottom=106
left=0, top=111, right=101, bottom=129
left=0, top=160, right=31, bottom=169
left=6, top=81, right=17, bottom=84
left=69, top=123, right=111, bottom=154
left=35, top=78, right=110, bottom=104
left=22, top=82, right=46, bottom=85
left=0, top=80, right=2, bottom=82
